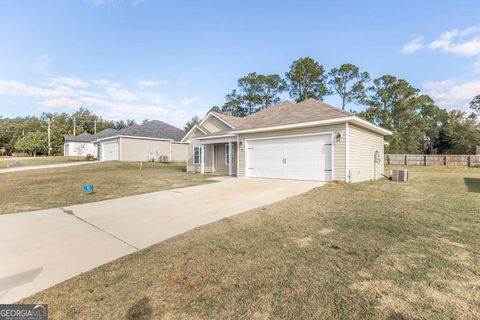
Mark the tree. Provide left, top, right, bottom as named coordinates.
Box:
left=285, top=57, right=330, bottom=102
left=208, top=105, right=221, bottom=113
left=225, top=72, right=287, bottom=115
left=328, top=63, right=370, bottom=110
left=184, top=115, right=200, bottom=132
left=470, top=94, right=480, bottom=116
left=222, top=90, right=247, bottom=117
left=441, top=111, right=480, bottom=154
left=359, top=75, right=427, bottom=153
left=15, top=131, right=48, bottom=156
left=238, top=72, right=287, bottom=111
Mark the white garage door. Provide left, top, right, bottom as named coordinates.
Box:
left=102, top=141, right=119, bottom=161
left=246, top=134, right=332, bottom=181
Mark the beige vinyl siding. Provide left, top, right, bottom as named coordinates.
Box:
left=348, top=124, right=385, bottom=182
left=202, top=116, right=232, bottom=133
left=120, top=137, right=171, bottom=161
left=238, top=124, right=346, bottom=181
left=171, top=142, right=187, bottom=161
left=187, top=140, right=214, bottom=173
left=213, top=143, right=237, bottom=174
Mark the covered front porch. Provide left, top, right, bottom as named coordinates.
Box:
left=194, top=135, right=237, bottom=176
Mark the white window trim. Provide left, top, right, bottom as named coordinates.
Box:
left=193, top=146, right=203, bottom=164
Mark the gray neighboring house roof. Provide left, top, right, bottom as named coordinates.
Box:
left=64, top=132, right=94, bottom=143
left=64, top=121, right=185, bottom=143
left=104, top=120, right=185, bottom=142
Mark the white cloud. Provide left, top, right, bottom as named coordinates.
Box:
left=403, top=26, right=480, bottom=57
left=93, top=79, right=111, bottom=86
left=136, top=79, right=168, bottom=87
left=423, top=79, right=480, bottom=109
left=105, top=85, right=138, bottom=101
left=48, top=76, right=89, bottom=88
left=402, top=36, right=424, bottom=54
left=0, top=76, right=204, bottom=128
left=180, top=97, right=200, bottom=105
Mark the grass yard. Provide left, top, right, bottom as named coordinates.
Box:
left=22, top=166, right=480, bottom=319
left=0, top=156, right=86, bottom=169
left=0, top=161, right=213, bottom=214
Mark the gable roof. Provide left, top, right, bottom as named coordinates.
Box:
left=65, top=121, right=185, bottom=143
left=64, top=132, right=94, bottom=143
left=114, top=120, right=185, bottom=141
left=209, top=112, right=244, bottom=128
left=236, top=99, right=352, bottom=130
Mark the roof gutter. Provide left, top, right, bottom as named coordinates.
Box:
left=229, top=116, right=392, bottom=136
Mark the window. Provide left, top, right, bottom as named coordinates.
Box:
left=225, top=144, right=234, bottom=165
left=193, top=146, right=203, bottom=164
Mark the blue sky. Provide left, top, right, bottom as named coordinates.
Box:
left=1, top=0, right=479, bottom=128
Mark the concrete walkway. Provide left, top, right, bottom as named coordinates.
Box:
left=0, top=177, right=323, bottom=303
left=0, top=161, right=96, bottom=174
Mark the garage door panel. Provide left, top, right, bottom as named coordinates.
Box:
left=102, top=142, right=119, bottom=161
left=246, top=134, right=332, bottom=181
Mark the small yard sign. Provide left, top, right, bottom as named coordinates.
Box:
left=83, top=185, right=94, bottom=193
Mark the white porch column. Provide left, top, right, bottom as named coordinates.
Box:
left=212, top=145, right=215, bottom=173
left=228, top=141, right=233, bottom=176
left=200, top=145, right=205, bottom=174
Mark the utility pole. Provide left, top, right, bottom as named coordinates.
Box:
left=47, top=118, right=51, bottom=156
left=73, top=117, right=76, bottom=136
left=94, top=118, right=97, bottom=134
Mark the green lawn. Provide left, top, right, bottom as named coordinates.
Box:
left=0, top=156, right=86, bottom=169
left=0, top=161, right=213, bottom=214
left=22, top=166, right=480, bottom=319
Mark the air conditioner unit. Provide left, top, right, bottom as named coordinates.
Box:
left=158, top=155, right=169, bottom=163
left=390, top=169, right=409, bottom=182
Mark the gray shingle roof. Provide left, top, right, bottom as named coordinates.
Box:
left=64, top=132, right=94, bottom=142
left=236, top=99, right=352, bottom=130
left=115, top=120, right=185, bottom=141
left=64, top=121, right=185, bottom=143
left=204, top=99, right=352, bottom=131
left=210, top=112, right=244, bottom=128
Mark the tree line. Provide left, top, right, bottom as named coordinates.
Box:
left=185, top=57, right=480, bottom=155
left=0, top=108, right=141, bottom=156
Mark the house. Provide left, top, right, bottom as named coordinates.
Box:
left=182, top=98, right=392, bottom=182
left=64, top=132, right=96, bottom=157
left=64, top=128, right=121, bottom=157
left=95, top=120, right=187, bottom=161
left=64, top=121, right=187, bottom=162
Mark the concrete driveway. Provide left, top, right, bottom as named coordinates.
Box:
left=0, top=177, right=323, bottom=303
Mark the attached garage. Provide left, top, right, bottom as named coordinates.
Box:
left=102, top=140, right=119, bottom=161
left=186, top=98, right=392, bottom=183
left=245, top=134, right=333, bottom=181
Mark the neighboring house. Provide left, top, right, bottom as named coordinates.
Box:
left=64, top=121, right=187, bottom=162
left=476, top=146, right=480, bottom=155
left=95, top=120, right=187, bottom=161
left=64, top=132, right=96, bottom=157
left=182, top=98, right=392, bottom=182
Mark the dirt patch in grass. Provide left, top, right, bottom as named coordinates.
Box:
left=22, top=166, right=480, bottom=319
left=0, top=161, right=213, bottom=214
